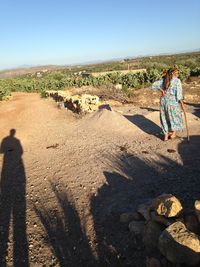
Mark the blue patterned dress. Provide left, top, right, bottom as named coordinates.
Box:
left=152, top=77, right=184, bottom=133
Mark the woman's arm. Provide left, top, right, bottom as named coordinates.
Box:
left=179, top=99, right=185, bottom=109
left=176, top=79, right=183, bottom=102
left=151, top=79, right=163, bottom=90
left=151, top=79, right=166, bottom=96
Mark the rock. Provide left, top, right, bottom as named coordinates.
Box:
left=194, top=200, right=200, bottom=223
left=129, top=221, right=145, bottom=235
left=158, top=221, right=200, bottom=266
left=152, top=194, right=183, bottom=218
left=115, top=84, right=122, bottom=90
left=82, top=94, right=99, bottom=105
left=137, top=201, right=152, bottom=221
left=150, top=211, right=173, bottom=226
left=98, top=104, right=112, bottom=111
left=120, top=211, right=142, bottom=223
left=184, top=211, right=199, bottom=234
left=143, top=221, right=164, bottom=254
left=146, top=257, right=161, bottom=267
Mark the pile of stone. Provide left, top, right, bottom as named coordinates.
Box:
left=45, top=90, right=71, bottom=102
left=120, top=194, right=200, bottom=266
left=45, top=90, right=100, bottom=113
left=64, top=94, right=100, bottom=113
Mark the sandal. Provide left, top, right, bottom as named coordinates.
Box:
left=169, top=131, right=177, bottom=140
left=170, top=135, right=177, bottom=140
left=163, top=134, right=169, bottom=141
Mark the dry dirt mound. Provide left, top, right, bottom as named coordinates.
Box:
left=77, top=108, right=200, bottom=139
left=76, top=109, right=144, bottom=136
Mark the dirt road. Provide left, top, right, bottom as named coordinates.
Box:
left=0, top=93, right=200, bottom=266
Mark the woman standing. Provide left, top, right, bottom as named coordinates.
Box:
left=152, top=67, right=184, bottom=141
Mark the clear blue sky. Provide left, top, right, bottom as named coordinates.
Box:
left=1, top=0, right=200, bottom=70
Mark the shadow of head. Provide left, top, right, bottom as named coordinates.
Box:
left=10, top=128, right=16, bottom=137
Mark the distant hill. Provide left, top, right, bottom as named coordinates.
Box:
left=0, top=65, right=67, bottom=79
left=0, top=50, right=199, bottom=79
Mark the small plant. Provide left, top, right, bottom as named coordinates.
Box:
left=0, top=87, right=11, bottom=100
left=40, top=90, right=48, bottom=98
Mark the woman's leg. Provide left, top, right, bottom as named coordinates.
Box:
left=164, top=133, right=169, bottom=141
left=170, top=131, right=176, bottom=139
left=160, top=105, right=169, bottom=141
left=168, top=104, right=183, bottom=138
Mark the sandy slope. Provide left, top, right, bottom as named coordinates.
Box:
left=0, top=92, right=200, bottom=267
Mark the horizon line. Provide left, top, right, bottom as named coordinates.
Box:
left=1, top=48, right=200, bottom=72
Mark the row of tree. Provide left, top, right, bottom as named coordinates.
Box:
left=0, top=65, right=199, bottom=100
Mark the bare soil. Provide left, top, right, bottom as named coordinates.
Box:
left=0, top=92, right=200, bottom=267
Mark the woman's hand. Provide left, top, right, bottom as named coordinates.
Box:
left=160, top=89, right=167, bottom=96
left=179, top=100, right=186, bottom=112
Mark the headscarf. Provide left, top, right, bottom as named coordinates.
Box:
left=163, top=67, right=179, bottom=90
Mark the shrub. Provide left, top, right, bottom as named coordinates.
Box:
left=176, top=65, right=190, bottom=81
left=190, top=67, right=200, bottom=76
left=0, top=84, right=11, bottom=100
left=146, top=68, right=162, bottom=83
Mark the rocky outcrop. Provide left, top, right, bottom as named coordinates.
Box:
left=120, top=195, right=200, bottom=266
left=64, top=94, right=100, bottom=113
left=45, top=90, right=100, bottom=113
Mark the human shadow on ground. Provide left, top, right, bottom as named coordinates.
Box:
left=34, top=182, right=98, bottom=267
left=90, top=135, right=200, bottom=266
left=124, top=114, right=162, bottom=139
left=140, top=107, right=160, bottom=112
left=185, top=102, right=200, bottom=118
left=34, top=136, right=200, bottom=267
left=0, top=129, right=29, bottom=267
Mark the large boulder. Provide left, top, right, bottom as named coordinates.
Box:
left=120, top=211, right=142, bottom=223
left=150, top=211, right=173, bottom=227
left=184, top=210, right=200, bottom=234
left=143, top=221, right=164, bottom=254
left=152, top=194, right=183, bottom=218
left=158, top=221, right=200, bottom=266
